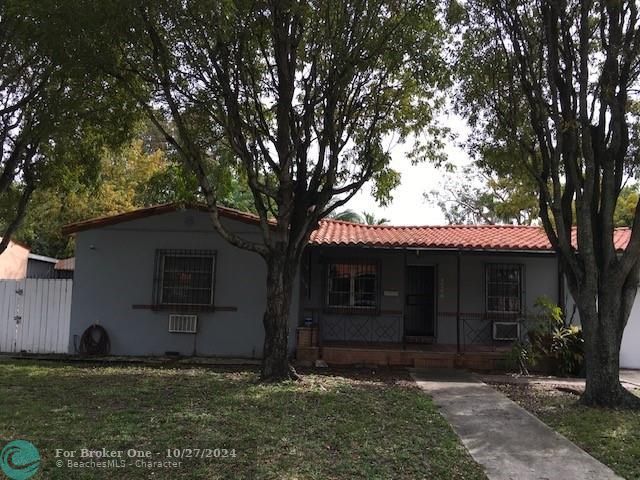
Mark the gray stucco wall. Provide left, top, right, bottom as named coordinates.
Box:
left=69, top=209, right=299, bottom=357
left=301, top=246, right=560, bottom=346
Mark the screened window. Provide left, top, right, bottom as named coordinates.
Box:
left=326, top=262, right=378, bottom=311
left=486, top=264, right=522, bottom=314
left=153, top=250, right=216, bottom=306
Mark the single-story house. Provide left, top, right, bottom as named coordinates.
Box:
left=62, top=204, right=639, bottom=369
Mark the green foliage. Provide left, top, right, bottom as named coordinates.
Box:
left=330, top=209, right=364, bottom=223
left=0, top=0, right=141, bottom=248
left=8, top=133, right=255, bottom=257
left=362, top=212, right=390, bottom=225
left=82, top=0, right=447, bottom=241
left=507, top=297, right=584, bottom=377
left=9, top=140, right=177, bottom=257
left=431, top=164, right=639, bottom=227
left=505, top=341, right=532, bottom=376
left=329, top=210, right=390, bottom=225
left=614, top=185, right=639, bottom=227
left=527, top=297, right=584, bottom=377
left=428, top=164, right=539, bottom=225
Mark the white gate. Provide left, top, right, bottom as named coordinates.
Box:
left=0, top=279, right=72, bottom=354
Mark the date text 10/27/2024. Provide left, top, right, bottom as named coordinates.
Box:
left=55, top=448, right=238, bottom=460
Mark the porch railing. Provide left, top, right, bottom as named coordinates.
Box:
left=460, top=314, right=540, bottom=351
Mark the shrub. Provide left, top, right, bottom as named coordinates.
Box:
left=507, top=297, right=584, bottom=376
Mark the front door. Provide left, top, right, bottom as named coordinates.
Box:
left=404, top=266, right=436, bottom=337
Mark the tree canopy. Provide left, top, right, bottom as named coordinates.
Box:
left=5, top=123, right=257, bottom=258
left=81, top=0, right=447, bottom=379
left=0, top=0, right=139, bottom=253
left=428, top=163, right=539, bottom=225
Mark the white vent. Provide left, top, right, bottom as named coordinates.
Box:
left=169, top=314, right=198, bottom=334
left=493, top=321, right=520, bottom=340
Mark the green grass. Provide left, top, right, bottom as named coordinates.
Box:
left=494, top=383, right=640, bottom=480
left=0, top=361, right=486, bottom=479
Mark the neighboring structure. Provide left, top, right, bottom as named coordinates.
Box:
left=621, top=297, right=640, bottom=369
left=26, top=253, right=59, bottom=279
left=0, top=238, right=30, bottom=279
left=0, top=239, right=62, bottom=279
left=62, top=204, right=638, bottom=369
left=54, top=257, right=75, bottom=279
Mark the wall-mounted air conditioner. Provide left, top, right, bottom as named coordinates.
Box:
left=493, top=321, right=520, bottom=341
left=168, top=314, right=198, bottom=334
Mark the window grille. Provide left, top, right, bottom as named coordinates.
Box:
left=153, top=249, right=216, bottom=306
left=326, top=261, right=378, bottom=313
left=486, top=263, right=523, bottom=318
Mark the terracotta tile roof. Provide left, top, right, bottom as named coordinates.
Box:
left=310, top=220, right=632, bottom=252
left=54, top=257, right=75, bottom=271
left=62, top=203, right=632, bottom=253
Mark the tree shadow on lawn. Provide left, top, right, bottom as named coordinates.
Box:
left=0, top=362, right=485, bottom=480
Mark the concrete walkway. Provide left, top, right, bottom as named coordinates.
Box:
left=621, top=369, right=640, bottom=387
left=410, top=369, right=622, bottom=480
left=478, top=370, right=640, bottom=391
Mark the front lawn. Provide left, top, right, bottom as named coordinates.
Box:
left=0, top=361, right=485, bottom=479
left=493, top=383, right=640, bottom=480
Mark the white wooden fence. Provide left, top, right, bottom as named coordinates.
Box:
left=0, top=279, right=72, bottom=354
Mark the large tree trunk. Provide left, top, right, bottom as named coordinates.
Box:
left=261, top=255, right=297, bottom=381
left=579, top=287, right=640, bottom=408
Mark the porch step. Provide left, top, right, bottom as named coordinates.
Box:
left=414, top=355, right=455, bottom=369
left=404, top=335, right=435, bottom=344
left=317, top=345, right=507, bottom=371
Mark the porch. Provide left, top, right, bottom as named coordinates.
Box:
left=296, top=319, right=513, bottom=370
left=296, top=244, right=562, bottom=370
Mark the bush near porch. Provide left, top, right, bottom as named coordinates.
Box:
left=0, top=361, right=486, bottom=479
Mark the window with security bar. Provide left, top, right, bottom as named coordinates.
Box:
left=486, top=264, right=523, bottom=316
left=326, top=261, right=378, bottom=312
left=153, top=250, right=216, bottom=306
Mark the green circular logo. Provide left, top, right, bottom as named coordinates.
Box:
left=0, top=440, right=40, bottom=480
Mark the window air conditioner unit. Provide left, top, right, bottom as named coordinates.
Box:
left=493, top=321, right=520, bottom=341
left=169, top=314, right=198, bottom=334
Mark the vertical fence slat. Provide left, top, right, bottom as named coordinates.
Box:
left=0, top=281, right=13, bottom=351
left=34, top=279, right=44, bottom=352
left=39, top=280, right=49, bottom=352
left=49, top=280, right=61, bottom=353
left=64, top=279, right=73, bottom=353
left=12, top=280, right=22, bottom=353
left=43, top=279, right=54, bottom=352
left=24, top=279, right=36, bottom=352
left=12, top=280, right=23, bottom=353
left=59, top=280, right=72, bottom=353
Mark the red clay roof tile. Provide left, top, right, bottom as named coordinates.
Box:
left=310, top=220, right=631, bottom=252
